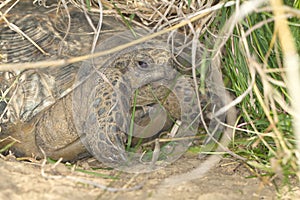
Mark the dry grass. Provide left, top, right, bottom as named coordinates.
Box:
left=0, top=0, right=300, bottom=196
left=218, top=0, right=300, bottom=185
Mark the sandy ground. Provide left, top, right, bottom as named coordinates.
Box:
left=1, top=152, right=299, bottom=200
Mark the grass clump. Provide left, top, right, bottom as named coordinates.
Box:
left=217, top=0, right=300, bottom=184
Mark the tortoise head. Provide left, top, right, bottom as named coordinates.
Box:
left=112, top=47, right=177, bottom=90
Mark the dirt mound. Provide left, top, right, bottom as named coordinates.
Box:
left=0, top=154, right=288, bottom=200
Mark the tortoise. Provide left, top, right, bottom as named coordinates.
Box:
left=0, top=2, right=203, bottom=170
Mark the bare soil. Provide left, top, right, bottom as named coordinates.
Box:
left=1, top=152, right=298, bottom=200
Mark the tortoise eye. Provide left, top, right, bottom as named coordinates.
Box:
left=137, top=60, right=149, bottom=68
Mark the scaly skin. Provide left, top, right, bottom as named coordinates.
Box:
left=73, top=48, right=177, bottom=164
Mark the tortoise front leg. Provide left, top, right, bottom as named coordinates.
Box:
left=73, top=69, right=130, bottom=166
